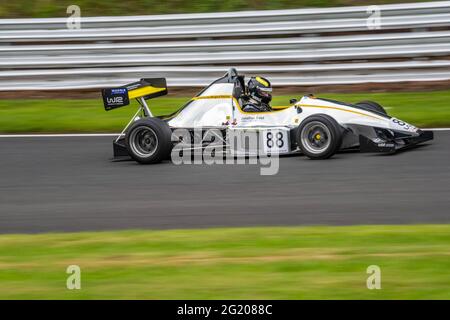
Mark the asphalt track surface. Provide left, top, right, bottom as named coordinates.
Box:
left=0, top=131, right=449, bottom=234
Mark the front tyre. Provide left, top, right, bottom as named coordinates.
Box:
left=297, top=114, right=343, bottom=160
left=125, top=118, right=172, bottom=164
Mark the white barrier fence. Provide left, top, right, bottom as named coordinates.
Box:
left=0, top=1, right=450, bottom=90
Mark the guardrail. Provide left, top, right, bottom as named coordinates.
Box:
left=0, top=1, right=450, bottom=90
left=2, top=1, right=450, bottom=30
left=3, top=13, right=450, bottom=42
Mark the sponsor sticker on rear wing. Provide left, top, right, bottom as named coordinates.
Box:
left=102, top=78, right=168, bottom=111
left=102, top=87, right=129, bottom=111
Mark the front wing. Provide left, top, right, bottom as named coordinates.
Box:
left=359, top=130, right=434, bottom=153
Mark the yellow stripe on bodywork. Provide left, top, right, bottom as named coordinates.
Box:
left=192, top=95, right=233, bottom=100
left=192, top=95, right=288, bottom=114
left=128, top=86, right=166, bottom=99
left=190, top=95, right=382, bottom=119
left=271, top=105, right=290, bottom=110
left=299, top=104, right=384, bottom=120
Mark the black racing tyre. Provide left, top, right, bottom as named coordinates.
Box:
left=296, top=114, right=343, bottom=160
left=125, top=118, right=172, bottom=164
left=355, top=100, right=387, bottom=115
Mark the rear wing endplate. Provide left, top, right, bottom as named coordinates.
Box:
left=102, top=78, right=167, bottom=111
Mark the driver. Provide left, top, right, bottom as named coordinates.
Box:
left=241, top=76, right=272, bottom=112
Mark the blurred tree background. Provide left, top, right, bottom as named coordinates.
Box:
left=0, top=0, right=437, bottom=18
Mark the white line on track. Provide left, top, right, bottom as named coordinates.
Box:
left=0, top=133, right=119, bottom=138
left=0, top=128, right=449, bottom=138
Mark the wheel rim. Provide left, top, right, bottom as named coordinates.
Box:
left=129, top=126, right=159, bottom=158
left=300, top=121, right=332, bottom=154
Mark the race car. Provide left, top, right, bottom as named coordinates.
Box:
left=102, top=68, right=433, bottom=164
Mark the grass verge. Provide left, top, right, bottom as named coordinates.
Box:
left=0, top=224, right=449, bottom=299
left=1, top=90, right=450, bottom=133
left=0, top=1, right=434, bottom=18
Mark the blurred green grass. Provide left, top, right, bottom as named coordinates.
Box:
left=0, top=225, right=449, bottom=299
left=1, top=90, right=450, bottom=133
left=0, top=0, right=436, bottom=18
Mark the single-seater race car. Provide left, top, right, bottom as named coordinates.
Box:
left=102, top=68, right=433, bottom=164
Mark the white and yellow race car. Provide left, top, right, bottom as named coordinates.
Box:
left=102, top=68, right=433, bottom=164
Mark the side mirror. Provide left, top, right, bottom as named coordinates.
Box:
left=290, top=98, right=298, bottom=104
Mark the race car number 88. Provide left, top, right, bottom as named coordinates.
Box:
left=266, top=131, right=284, bottom=148
left=391, top=118, right=416, bottom=131
left=263, top=129, right=289, bottom=154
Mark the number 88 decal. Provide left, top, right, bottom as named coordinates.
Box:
left=393, top=119, right=405, bottom=126
left=266, top=131, right=284, bottom=148
left=392, top=118, right=414, bottom=130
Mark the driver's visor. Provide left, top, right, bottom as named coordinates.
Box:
left=258, top=87, right=272, bottom=93
left=258, top=90, right=272, bottom=98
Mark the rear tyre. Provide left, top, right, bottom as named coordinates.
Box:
left=355, top=100, right=387, bottom=115
left=297, top=114, right=343, bottom=160
left=125, top=118, right=172, bottom=164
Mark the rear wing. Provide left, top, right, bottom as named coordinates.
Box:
left=102, top=78, right=167, bottom=111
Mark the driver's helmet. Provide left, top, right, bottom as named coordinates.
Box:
left=247, top=76, right=272, bottom=104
